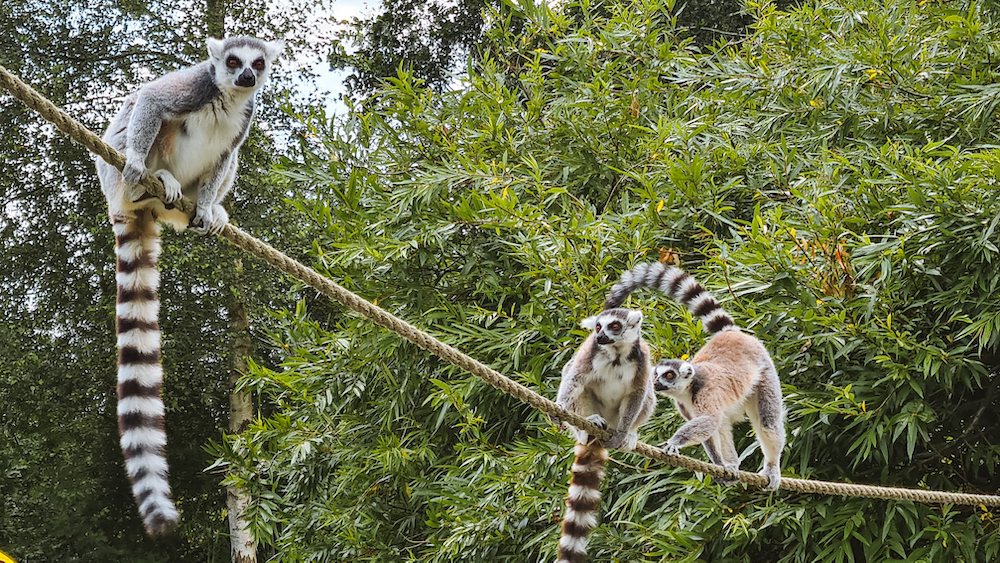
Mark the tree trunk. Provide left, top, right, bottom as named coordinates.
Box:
left=206, top=0, right=226, bottom=38
left=204, top=5, right=253, bottom=559
left=227, top=257, right=256, bottom=563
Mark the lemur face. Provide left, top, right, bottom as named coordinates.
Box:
left=653, top=359, right=695, bottom=394
left=208, top=37, right=283, bottom=91
left=581, top=308, right=642, bottom=347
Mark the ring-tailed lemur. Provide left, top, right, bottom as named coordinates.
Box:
left=555, top=308, right=657, bottom=562
left=605, top=262, right=785, bottom=490
left=94, top=36, right=283, bottom=535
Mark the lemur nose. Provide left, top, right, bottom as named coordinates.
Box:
left=236, top=68, right=256, bottom=87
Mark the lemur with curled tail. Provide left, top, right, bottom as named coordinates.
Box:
left=555, top=308, right=657, bottom=562
left=94, top=36, right=283, bottom=535
left=605, top=262, right=786, bottom=491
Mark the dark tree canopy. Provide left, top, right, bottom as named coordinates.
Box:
left=6, top=0, right=1000, bottom=561
left=0, top=0, right=327, bottom=559
left=333, top=0, right=493, bottom=93
left=333, top=0, right=774, bottom=96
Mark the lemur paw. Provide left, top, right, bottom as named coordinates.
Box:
left=603, top=429, right=638, bottom=451
left=585, top=414, right=608, bottom=429
left=122, top=155, right=146, bottom=186
left=152, top=170, right=182, bottom=202
left=208, top=205, right=229, bottom=233
left=582, top=414, right=607, bottom=445
left=715, top=464, right=740, bottom=487
left=188, top=206, right=214, bottom=234
left=189, top=205, right=229, bottom=235
left=620, top=430, right=639, bottom=451
left=660, top=441, right=681, bottom=457
left=602, top=431, right=624, bottom=450
left=759, top=467, right=781, bottom=491
left=550, top=402, right=565, bottom=428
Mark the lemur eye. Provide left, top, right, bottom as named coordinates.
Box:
left=609, top=322, right=622, bottom=331
left=595, top=323, right=602, bottom=331
left=226, top=56, right=241, bottom=69
left=252, top=58, right=266, bottom=71
left=666, top=372, right=676, bottom=380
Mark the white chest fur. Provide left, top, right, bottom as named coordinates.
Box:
left=586, top=351, right=636, bottom=404
left=155, top=97, right=249, bottom=189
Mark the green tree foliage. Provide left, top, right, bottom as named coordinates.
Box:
left=333, top=0, right=771, bottom=96
left=0, top=1, right=329, bottom=560
left=215, top=0, right=1000, bottom=560
left=333, top=0, right=497, bottom=94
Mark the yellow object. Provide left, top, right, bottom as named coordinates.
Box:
left=0, top=549, right=16, bottom=563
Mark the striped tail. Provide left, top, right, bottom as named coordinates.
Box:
left=113, top=211, right=180, bottom=536
left=604, top=262, right=737, bottom=335
left=557, top=441, right=609, bottom=563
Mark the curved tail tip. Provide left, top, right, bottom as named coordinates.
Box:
left=143, top=505, right=180, bottom=537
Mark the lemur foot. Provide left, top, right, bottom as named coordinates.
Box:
left=152, top=170, right=182, bottom=203
left=189, top=204, right=228, bottom=235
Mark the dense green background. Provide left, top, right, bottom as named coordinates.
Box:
left=4, top=0, right=1000, bottom=560
left=0, top=1, right=327, bottom=559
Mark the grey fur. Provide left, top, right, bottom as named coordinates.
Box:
left=557, top=308, right=656, bottom=451
left=96, top=35, right=283, bottom=234
left=94, top=36, right=282, bottom=536
left=555, top=307, right=657, bottom=562
left=605, top=263, right=785, bottom=490
left=645, top=287, right=785, bottom=490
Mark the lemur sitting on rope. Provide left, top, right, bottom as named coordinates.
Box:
left=94, top=36, right=282, bottom=536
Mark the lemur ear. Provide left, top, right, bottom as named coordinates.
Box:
left=265, top=39, right=285, bottom=61
left=580, top=316, right=598, bottom=330
left=626, top=310, right=643, bottom=327
left=680, top=363, right=695, bottom=377
left=207, top=38, right=226, bottom=61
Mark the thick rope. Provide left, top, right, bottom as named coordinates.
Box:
left=2, top=62, right=999, bottom=508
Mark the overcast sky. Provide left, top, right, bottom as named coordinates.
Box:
left=310, top=0, right=379, bottom=116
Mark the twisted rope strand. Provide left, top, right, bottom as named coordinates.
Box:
left=2, top=62, right=998, bottom=507
left=0, top=64, right=194, bottom=217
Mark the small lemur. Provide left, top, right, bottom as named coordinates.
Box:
left=605, top=262, right=785, bottom=490
left=555, top=308, right=657, bottom=563
left=94, top=36, right=282, bottom=535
